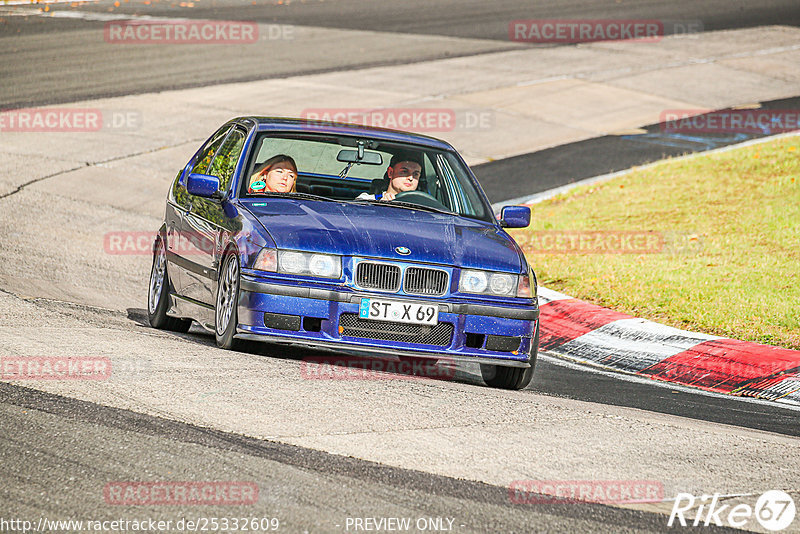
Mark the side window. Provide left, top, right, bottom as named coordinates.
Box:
left=434, top=153, right=484, bottom=219
left=191, top=126, right=230, bottom=175
left=443, top=152, right=486, bottom=219
left=207, top=128, right=246, bottom=192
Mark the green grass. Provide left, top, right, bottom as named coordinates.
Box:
left=508, top=137, right=800, bottom=350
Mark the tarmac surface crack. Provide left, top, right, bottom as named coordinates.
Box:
left=0, top=138, right=201, bottom=201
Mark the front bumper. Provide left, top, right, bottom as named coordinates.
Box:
left=236, top=276, right=539, bottom=367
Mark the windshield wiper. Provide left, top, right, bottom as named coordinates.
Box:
left=351, top=198, right=452, bottom=215
left=247, top=192, right=334, bottom=202
left=391, top=200, right=451, bottom=214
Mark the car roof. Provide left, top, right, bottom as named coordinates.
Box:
left=240, top=116, right=456, bottom=151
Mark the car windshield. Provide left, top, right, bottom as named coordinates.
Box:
left=240, top=132, right=493, bottom=222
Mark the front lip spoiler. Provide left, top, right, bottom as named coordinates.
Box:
left=240, top=278, right=539, bottom=321
left=234, top=330, right=531, bottom=368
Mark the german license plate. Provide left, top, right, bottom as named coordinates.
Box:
left=359, top=298, right=439, bottom=326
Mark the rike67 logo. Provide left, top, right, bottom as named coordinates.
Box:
left=669, top=490, right=796, bottom=531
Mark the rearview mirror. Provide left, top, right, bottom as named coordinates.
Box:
left=337, top=149, right=383, bottom=165
left=500, top=206, right=531, bottom=228
left=186, top=173, right=222, bottom=199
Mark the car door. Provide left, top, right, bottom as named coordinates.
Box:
left=181, top=126, right=247, bottom=305
left=171, top=125, right=231, bottom=297
left=165, top=161, right=193, bottom=295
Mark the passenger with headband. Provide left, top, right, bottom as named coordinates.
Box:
left=248, top=154, right=297, bottom=194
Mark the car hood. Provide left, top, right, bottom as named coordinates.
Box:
left=243, top=199, right=524, bottom=272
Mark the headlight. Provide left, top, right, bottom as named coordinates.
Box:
left=277, top=250, right=341, bottom=279
left=490, top=273, right=515, bottom=295
left=308, top=254, right=339, bottom=277
left=459, top=269, right=518, bottom=297
left=280, top=251, right=306, bottom=273
left=459, top=270, right=488, bottom=293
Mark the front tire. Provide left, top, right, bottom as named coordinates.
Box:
left=215, top=251, right=244, bottom=350
left=480, top=322, right=539, bottom=390
left=147, top=237, right=192, bottom=332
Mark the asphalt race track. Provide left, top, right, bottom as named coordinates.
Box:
left=1, top=1, right=800, bottom=532
left=1, top=383, right=708, bottom=533
left=2, top=0, right=800, bottom=109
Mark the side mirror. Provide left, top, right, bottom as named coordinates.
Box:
left=186, top=173, right=222, bottom=199
left=500, top=206, right=531, bottom=228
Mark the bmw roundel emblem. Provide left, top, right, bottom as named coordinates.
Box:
left=395, top=246, right=411, bottom=255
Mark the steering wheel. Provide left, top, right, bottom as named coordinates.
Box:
left=394, top=191, right=449, bottom=211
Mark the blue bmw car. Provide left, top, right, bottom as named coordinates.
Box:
left=148, top=117, right=539, bottom=389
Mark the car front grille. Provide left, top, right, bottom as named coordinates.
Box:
left=355, top=262, right=401, bottom=292
left=339, top=314, right=453, bottom=346
left=355, top=261, right=449, bottom=295
left=403, top=267, right=448, bottom=296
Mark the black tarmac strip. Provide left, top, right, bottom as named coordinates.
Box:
left=475, top=95, right=800, bottom=203
left=0, top=382, right=736, bottom=533
left=533, top=357, right=800, bottom=438
left=34, top=0, right=800, bottom=41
